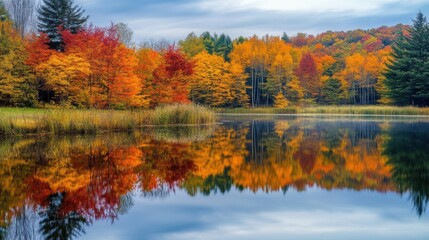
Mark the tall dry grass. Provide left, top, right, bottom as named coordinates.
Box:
left=216, top=105, right=429, bottom=116
left=299, top=105, right=429, bottom=115
left=215, top=107, right=298, bottom=114
left=0, top=104, right=216, bottom=136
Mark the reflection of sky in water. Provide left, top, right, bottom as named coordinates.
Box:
left=83, top=188, right=429, bottom=240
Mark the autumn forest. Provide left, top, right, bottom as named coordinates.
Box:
left=2, top=0, right=429, bottom=239
left=1, top=0, right=429, bottom=109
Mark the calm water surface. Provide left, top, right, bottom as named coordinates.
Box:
left=1, top=116, right=429, bottom=240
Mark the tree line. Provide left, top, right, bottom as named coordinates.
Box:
left=1, top=0, right=428, bottom=108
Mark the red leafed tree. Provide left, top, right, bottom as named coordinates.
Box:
left=152, top=47, right=194, bottom=106
left=62, top=26, right=143, bottom=107
left=25, top=34, right=57, bottom=103
left=26, top=33, right=55, bottom=69
left=296, top=53, right=320, bottom=99
left=62, top=27, right=114, bottom=107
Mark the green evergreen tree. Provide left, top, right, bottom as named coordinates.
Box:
left=384, top=12, right=429, bottom=106
left=37, top=0, right=88, bottom=50
left=321, top=78, right=346, bottom=105
left=0, top=0, right=8, bottom=21
left=281, top=32, right=290, bottom=43
left=214, top=33, right=233, bottom=61
left=384, top=124, right=429, bottom=216
left=200, top=32, right=234, bottom=61
left=234, top=36, right=246, bottom=45
left=39, top=193, right=88, bottom=240
left=201, top=31, right=215, bottom=54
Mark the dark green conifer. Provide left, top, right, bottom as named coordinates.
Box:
left=214, top=33, right=233, bottom=61
left=37, top=0, right=88, bottom=50
left=281, top=32, right=290, bottom=43
left=321, top=78, right=346, bottom=105
left=200, top=32, right=233, bottom=61
left=0, top=0, right=8, bottom=21
left=201, top=31, right=215, bottom=54
left=384, top=12, right=429, bottom=106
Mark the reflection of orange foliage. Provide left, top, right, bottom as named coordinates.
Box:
left=192, top=126, right=249, bottom=179
left=1, top=135, right=200, bottom=225
left=340, top=136, right=392, bottom=180
left=33, top=158, right=91, bottom=193
left=1, top=121, right=398, bottom=226
left=26, top=144, right=142, bottom=221
left=188, top=121, right=394, bottom=193
left=140, top=141, right=197, bottom=191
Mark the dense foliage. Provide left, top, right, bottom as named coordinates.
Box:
left=0, top=16, right=36, bottom=106
left=0, top=4, right=427, bottom=108
left=383, top=12, right=429, bottom=106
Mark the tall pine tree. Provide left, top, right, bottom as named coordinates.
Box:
left=281, top=32, right=290, bottom=43
left=384, top=12, right=429, bottom=106
left=214, top=33, right=233, bottom=62
left=37, top=0, right=88, bottom=50
left=0, top=0, right=8, bottom=21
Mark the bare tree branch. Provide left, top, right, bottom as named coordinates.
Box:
left=4, top=0, right=36, bottom=38
left=114, top=22, right=134, bottom=48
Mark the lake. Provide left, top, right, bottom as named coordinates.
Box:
left=1, top=116, right=428, bottom=240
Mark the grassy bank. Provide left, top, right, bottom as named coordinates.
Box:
left=299, top=106, right=429, bottom=115
left=216, top=106, right=429, bottom=116
left=215, top=107, right=298, bottom=114
left=0, top=104, right=216, bottom=136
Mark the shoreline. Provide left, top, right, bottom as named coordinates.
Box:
left=217, top=113, right=429, bottom=117
left=0, top=105, right=216, bottom=137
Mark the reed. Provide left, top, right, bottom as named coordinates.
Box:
left=148, top=104, right=216, bottom=125
left=0, top=104, right=216, bottom=136
left=299, top=106, right=429, bottom=115
left=215, top=107, right=298, bottom=114
left=216, top=105, right=429, bottom=116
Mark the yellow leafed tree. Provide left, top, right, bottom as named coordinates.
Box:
left=340, top=51, right=386, bottom=104
left=191, top=52, right=248, bottom=107
left=0, top=21, right=36, bottom=106
left=266, top=38, right=295, bottom=102
left=36, top=53, right=91, bottom=106
left=274, top=92, right=289, bottom=108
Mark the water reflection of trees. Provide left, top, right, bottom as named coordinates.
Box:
left=1, top=120, right=429, bottom=238
left=39, top=193, right=88, bottom=240
left=1, top=202, right=39, bottom=240
left=0, top=132, right=203, bottom=239
left=190, top=120, right=391, bottom=193
left=384, top=123, right=429, bottom=216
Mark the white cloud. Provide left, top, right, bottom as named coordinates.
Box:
left=198, top=0, right=426, bottom=14
left=164, top=209, right=429, bottom=240
left=71, top=0, right=429, bottom=41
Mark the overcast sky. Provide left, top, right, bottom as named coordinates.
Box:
left=76, top=0, right=429, bottom=42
